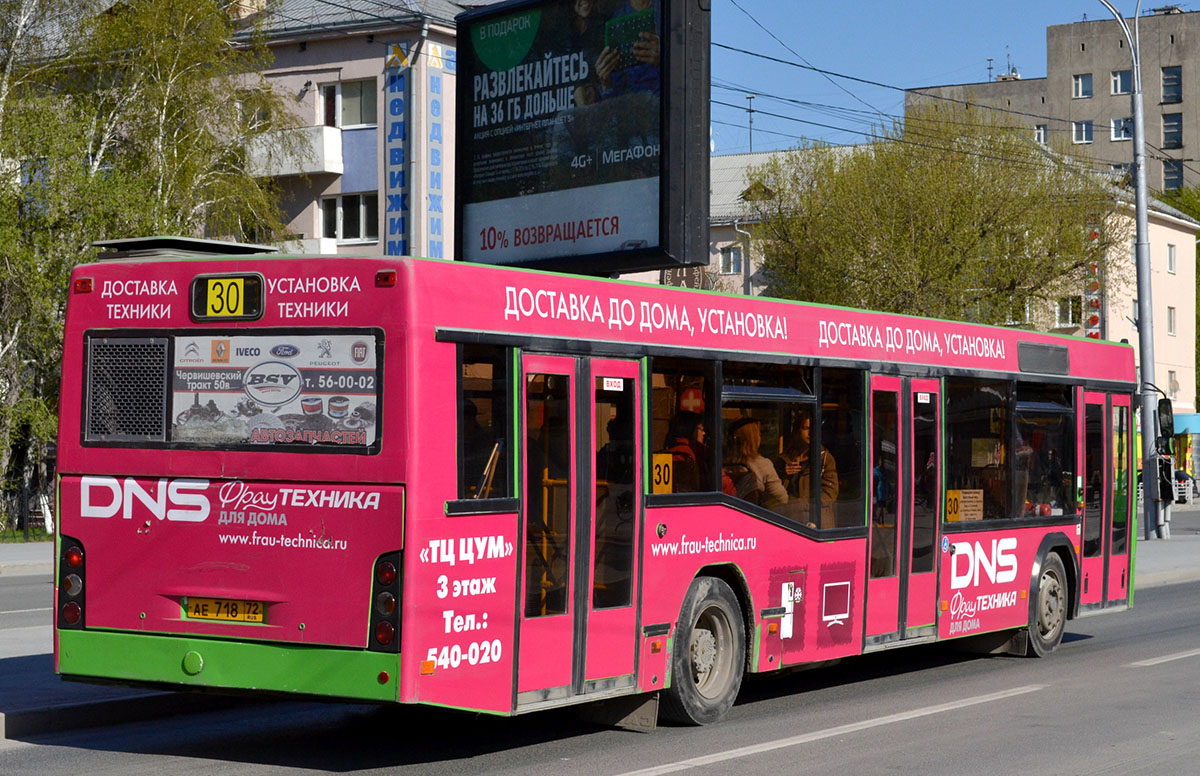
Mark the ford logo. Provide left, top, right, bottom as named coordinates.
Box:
left=271, top=344, right=300, bottom=358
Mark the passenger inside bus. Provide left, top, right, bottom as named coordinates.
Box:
left=660, top=411, right=709, bottom=492
left=776, top=409, right=839, bottom=528
left=724, top=417, right=788, bottom=511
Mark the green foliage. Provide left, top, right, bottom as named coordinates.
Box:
left=0, top=0, right=302, bottom=494
left=745, top=102, right=1129, bottom=326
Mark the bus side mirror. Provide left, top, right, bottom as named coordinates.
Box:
left=1158, top=398, right=1175, bottom=455
left=1159, top=398, right=1174, bottom=440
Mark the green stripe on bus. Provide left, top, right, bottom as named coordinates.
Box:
left=58, top=630, right=401, bottom=703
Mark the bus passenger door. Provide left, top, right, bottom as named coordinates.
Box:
left=585, top=359, right=641, bottom=689
left=1080, top=392, right=1107, bottom=607
left=518, top=356, right=578, bottom=699
left=866, top=376, right=903, bottom=641
left=1107, top=395, right=1132, bottom=605
left=517, top=355, right=642, bottom=706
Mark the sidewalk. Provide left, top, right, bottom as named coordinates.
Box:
left=3, top=508, right=1200, bottom=740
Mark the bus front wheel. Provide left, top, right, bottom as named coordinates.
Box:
left=661, top=576, right=745, bottom=725
left=1026, top=553, right=1067, bottom=657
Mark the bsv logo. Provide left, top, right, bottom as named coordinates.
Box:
left=244, top=361, right=303, bottom=406
left=80, top=476, right=210, bottom=522
left=950, top=537, right=1018, bottom=590
left=271, top=344, right=299, bottom=358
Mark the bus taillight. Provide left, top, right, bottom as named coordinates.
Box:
left=58, top=537, right=86, bottom=630
left=369, top=551, right=401, bottom=653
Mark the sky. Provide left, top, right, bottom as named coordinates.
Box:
left=708, top=0, right=1162, bottom=155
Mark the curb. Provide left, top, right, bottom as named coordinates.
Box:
left=0, top=691, right=252, bottom=740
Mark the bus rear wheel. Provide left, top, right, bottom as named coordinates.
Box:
left=661, top=576, right=745, bottom=725
left=1026, top=553, right=1067, bottom=657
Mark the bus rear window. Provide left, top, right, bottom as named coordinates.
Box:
left=86, top=332, right=381, bottom=452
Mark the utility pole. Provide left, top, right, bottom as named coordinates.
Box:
left=1100, top=0, right=1163, bottom=540
left=746, top=94, right=756, bottom=153
left=987, top=57, right=994, bottom=82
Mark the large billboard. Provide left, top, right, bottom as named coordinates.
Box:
left=455, top=0, right=709, bottom=274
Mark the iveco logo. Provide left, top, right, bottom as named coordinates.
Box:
left=243, top=361, right=303, bottom=406
left=271, top=344, right=299, bottom=358
left=235, top=347, right=261, bottom=357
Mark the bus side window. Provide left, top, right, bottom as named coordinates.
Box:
left=458, top=344, right=512, bottom=499
left=651, top=358, right=717, bottom=493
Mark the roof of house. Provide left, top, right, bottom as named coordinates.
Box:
left=709, top=151, right=784, bottom=224
left=254, top=0, right=467, bottom=36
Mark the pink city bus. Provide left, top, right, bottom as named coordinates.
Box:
left=55, top=254, right=1136, bottom=726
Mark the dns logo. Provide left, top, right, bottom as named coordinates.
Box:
left=80, top=476, right=210, bottom=522
left=950, top=538, right=1018, bottom=590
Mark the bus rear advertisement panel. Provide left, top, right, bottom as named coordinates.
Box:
left=59, top=474, right=404, bottom=648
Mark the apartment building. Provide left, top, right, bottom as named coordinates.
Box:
left=906, top=5, right=1200, bottom=191
left=246, top=0, right=464, bottom=257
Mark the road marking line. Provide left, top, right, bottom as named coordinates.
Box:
left=0, top=608, right=52, bottom=615
left=616, top=685, right=1045, bottom=776
left=1127, top=648, right=1200, bottom=667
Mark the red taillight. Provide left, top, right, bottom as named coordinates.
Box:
left=73, top=278, right=93, bottom=293
left=376, top=561, right=397, bottom=587
left=375, top=620, right=396, bottom=645
left=377, top=671, right=390, bottom=685
left=375, top=270, right=397, bottom=287
left=376, top=591, right=396, bottom=615
left=65, top=545, right=84, bottom=569
left=62, top=602, right=81, bottom=625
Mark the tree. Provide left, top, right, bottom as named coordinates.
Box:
left=0, top=0, right=303, bottom=520
left=745, top=102, right=1130, bottom=326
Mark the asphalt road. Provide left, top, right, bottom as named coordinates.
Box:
left=1, top=579, right=1198, bottom=775
left=0, top=574, right=52, bottom=640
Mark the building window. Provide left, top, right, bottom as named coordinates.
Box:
left=1168, top=305, right=1177, bottom=335
left=1034, top=124, right=1048, bottom=144
left=1111, top=162, right=1132, bottom=178
left=1073, top=73, right=1093, bottom=99
left=1005, top=298, right=1031, bottom=325
left=1112, top=69, right=1132, bottom=95
left=1164, top=159, right=1184, bottom=190
left=321, top=193, right=379, bottom=242
left=720, top=244, right=743, bottom=275
left=1111, top=117, right=1132, bottom=141
left=1057, top=297, right=1082, bottom=327
left=1163, top=113, right=1183, bottom=149
left=321, top=79, right=378, bottom=128
left=1132, top=297, right=1138, bottom=326
left=1162, top=65, right=1182, bottom=103
left=1169, top=243, right=1177, bottom=274
left=1073, top=120, right=1093, bottom=144
left=1169, top=370, right=1178, bottom=399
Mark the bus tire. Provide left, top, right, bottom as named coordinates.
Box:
left=1026, top=553, right=1067, bottom=657
left=661, top=576, right=745, bottom=725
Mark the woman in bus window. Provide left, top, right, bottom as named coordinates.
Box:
left=777, top=409, right=839, bottom=528
left=725, top=418, right=788, bottom=511
left=661, top=411, right=708, bottom=492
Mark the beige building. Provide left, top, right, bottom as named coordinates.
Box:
left=906, top=6, right=1200, bottom=191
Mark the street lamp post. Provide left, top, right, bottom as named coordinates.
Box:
left=1100, top=0, right=1162, bottom=540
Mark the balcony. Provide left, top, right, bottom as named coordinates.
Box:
left=249, top=125, right=342, bottom=178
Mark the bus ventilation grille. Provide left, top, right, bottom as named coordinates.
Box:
left=85, top=337, right=169, bottom=443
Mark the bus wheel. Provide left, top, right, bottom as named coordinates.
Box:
left=1026, top=553, right=1067, bottom=657
left=661, top=576, right=745, bottom=725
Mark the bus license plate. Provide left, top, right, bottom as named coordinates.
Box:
left=186, top=597, right=264, bottom=623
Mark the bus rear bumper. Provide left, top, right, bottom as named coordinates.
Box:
left=57, top=629, right=401, bottom=703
